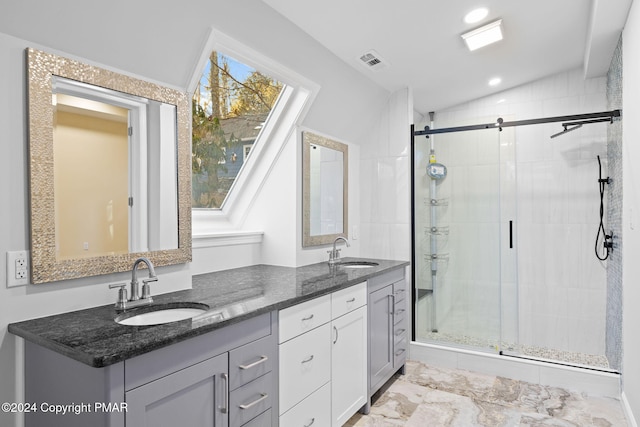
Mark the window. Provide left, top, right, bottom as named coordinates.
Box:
left=191, top=52, right=284, bottom=209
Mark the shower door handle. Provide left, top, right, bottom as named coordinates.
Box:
left=509, top=220, right=513, bottom=249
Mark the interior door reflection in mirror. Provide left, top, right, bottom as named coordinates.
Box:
left=52, top=76, right=178, bottom=260
left=309, top=143, right=344, bottom=236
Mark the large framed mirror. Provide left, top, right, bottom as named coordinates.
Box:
left=27, top=48, right=191, bottom=283
left=302, top=131, right=348, bottom=247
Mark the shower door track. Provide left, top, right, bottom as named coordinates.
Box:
left=499, top=351, right=620, bottom=375
left=413, top=109, right=621, bottom=137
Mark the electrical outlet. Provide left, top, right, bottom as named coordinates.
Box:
left=7, top=250, right=29, bottom=287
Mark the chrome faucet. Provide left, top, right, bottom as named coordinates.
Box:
left=328, top=236, right=350, bottom=266
left=109, top=257, right=157, bottom=310
left=131, top=257, right=157, bottom=301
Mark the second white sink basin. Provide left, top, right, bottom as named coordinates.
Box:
left=339, top=261, right=379, bottom=269
left=116, top=304, right=209, bottom=326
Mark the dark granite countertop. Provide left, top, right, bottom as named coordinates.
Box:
left=8, top=258, right=408, bottom=368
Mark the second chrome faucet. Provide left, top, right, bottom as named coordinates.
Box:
left=328, top=236, right=350, bottom=266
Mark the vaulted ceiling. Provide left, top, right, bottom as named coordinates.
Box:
left=262, top=0, right=632, bottom=114
left=0, top=0, right=632, bottom=115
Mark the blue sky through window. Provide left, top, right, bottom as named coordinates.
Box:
left=198, top=53, right=254, bottom=112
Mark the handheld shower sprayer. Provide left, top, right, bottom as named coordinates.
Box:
left=595, top=155, right=613, bottom=260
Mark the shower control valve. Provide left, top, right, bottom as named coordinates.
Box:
left=604, top=234, right=614, bottom=250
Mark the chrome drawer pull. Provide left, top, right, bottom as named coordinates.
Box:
left=301, top=355, right=314, bottom=364
left=333, top=325, right=338, bottom=344
left=304, top=418, right=316, bottom=427
left=239, top=393, right=268, bottom=410
left=395, top=289, right=405, bottom=294
left=220, top=373, right=229, bottom=414
left=346, top=297, right=356, bottom=303
left=239, top=355, right=268, bottom=370
left=395, top=348, right=406, bottom=357
left=395, top=308, right=406, bottom=314
left=301, top=314, right=314, bottom=321
left=395, top=328, right=406, bottom=336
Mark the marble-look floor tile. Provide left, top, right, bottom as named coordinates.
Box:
left=346, top=360, right=628, bottom=426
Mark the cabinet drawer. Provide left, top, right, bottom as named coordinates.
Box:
left=394, top=299, right=407, bottom=326
left=393, top=281, right=407, bottom=303
left=230, top=372, right=272, bottom=427
left=279, top=295, right=331, bottom=343
left=243, top=409, right=271, bottom=427
left=394, top=337, right=407, bottom=369
left=331, top=282, right=366, bottom=319
left=229, top=335, right=275, bottom=391
left=279, top=323, right=331, bottom=414
left=394, top=323, right=407, bottom=346
left=279, top=382, right=330, bottom=427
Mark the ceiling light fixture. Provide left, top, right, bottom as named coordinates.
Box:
left=461, top=19, right=503, bottom=51
left=464, top=8, right=489, bottom=24
left=489, top=77, right=502, bottom=86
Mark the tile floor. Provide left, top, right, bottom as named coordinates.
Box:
left=345, top=360, right=628, bottom=426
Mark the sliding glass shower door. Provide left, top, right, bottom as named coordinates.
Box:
left=413, top=117, right=611, bottom=369
left=413, top=121, right=517, bottom=353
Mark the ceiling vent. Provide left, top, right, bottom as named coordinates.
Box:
left=358, top=50, right=389, bottom=71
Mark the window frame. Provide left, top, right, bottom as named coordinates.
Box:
left=188, top=29, right=319, bottom=245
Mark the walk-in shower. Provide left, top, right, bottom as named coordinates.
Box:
left=411, top=109, right=621, bottom=371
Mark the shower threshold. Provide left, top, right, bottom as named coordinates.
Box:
left=421, top=331, right=610, bottom=370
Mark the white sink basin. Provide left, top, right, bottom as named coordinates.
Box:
left=116, top=305, right=208, bottom=326
left=339, top=261, right=379, bottom=269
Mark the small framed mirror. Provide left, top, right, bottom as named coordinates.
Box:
left=26, top=48, right=192, bottom=283
left=302, top=131, right=348, bottom=247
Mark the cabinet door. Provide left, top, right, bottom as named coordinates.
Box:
left=126, top=353, right=228, bottom=427
left=369, top=284, right=394, bottom=394
left=332, top=305, right=367, bottom=427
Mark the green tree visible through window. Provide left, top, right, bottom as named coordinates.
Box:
left=192, top=52, right=284, bottom=208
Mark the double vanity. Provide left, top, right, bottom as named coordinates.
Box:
left=9, top=258, right=408, bottom=427
left=14, top=47, right=410, bottom=427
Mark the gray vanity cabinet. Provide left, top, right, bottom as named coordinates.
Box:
left=367, top=267, right=407, bottom=401
left=24, top=312, right=277, bottom=427
left=126, top=352, right=228, bottom=426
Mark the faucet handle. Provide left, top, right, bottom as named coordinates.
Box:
left=141, top=277, right=156, bottom=300
left=109, top=283, right=128, bottom=309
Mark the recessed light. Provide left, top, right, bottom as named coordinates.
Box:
left=461, top=19, right=503, bottom=51
left=464, top=8, right=489, bottom=24
left=489, top=77, right=502, bottom=86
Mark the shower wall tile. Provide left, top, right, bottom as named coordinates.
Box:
left=359, top=158, right=375, bottom=223
left=605, top=36, right=623, bottom=371
left=360, top=88, right=411, bottom=262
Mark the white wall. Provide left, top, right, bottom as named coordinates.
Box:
left=0, top=4, right=390, bottom=425
left=622, top=1, right=640, bottom=423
